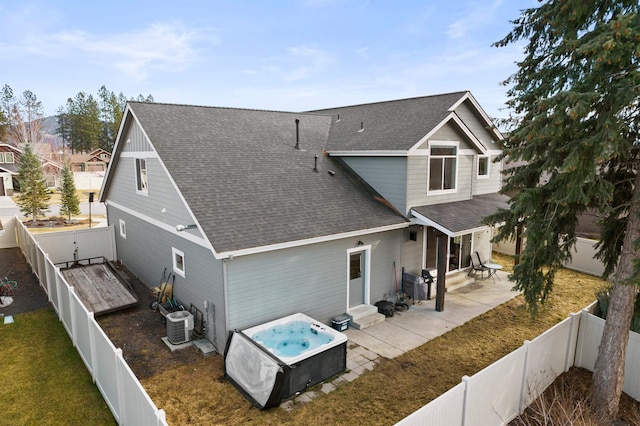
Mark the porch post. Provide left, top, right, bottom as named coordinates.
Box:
left=435, top=232, right=447, bottom=311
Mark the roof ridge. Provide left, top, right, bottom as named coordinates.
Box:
left=307, top=90, right=469, bottom=112
left=128, top=101, right=332, bottom=117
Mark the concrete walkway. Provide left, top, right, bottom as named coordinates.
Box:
left=345, top=269, right=518, bottom=359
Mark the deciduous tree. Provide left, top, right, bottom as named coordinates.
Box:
left=486, top=0, right=639, bottom=421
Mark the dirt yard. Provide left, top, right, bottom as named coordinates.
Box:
left=96, top=266, right=204, bottom=380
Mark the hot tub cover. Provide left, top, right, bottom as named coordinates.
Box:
left=224, top=331, right=288, bottom=410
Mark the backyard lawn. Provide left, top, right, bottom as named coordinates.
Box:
left=0, top=309, right=116, bottom=425
left=140, top=253, right=636, bottom=425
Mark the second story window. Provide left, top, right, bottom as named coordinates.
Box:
left=135, top=158, right=148, bottom=194
left=428, top=145, right=457, bottom=192
left=5, top=152, right=14, bottom=163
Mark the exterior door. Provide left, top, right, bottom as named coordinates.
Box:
left=347, top=246, right=370, bottom=309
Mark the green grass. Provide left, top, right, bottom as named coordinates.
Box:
left=0, top=309, right=116, bottom=426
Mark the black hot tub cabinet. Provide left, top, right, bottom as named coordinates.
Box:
left=224, top=313, right=348, bottom=410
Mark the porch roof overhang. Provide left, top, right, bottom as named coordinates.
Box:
left=410, top=193, right=510, bottom=237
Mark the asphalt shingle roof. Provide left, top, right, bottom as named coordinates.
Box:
left=309, top=91, right=468, bottom=151
left=411, top=193, right=510, bottom=234
left=127, top=102, right=408, bottom=253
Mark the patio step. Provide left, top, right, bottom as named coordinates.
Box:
left=446, top=273, right=476, bottom=292
left=347, top=304, right=385, bottom=330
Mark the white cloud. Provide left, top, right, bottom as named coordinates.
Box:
left=1, top=21, right=215, bottom=80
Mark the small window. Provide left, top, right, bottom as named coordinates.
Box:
left=172, top=247, right=185, bottom=277
left=477, top=156, right=490, bottom=178
left=135, top=158, right=148, bottom=194
left=119, top=219, right=126, bottom=239
left=5, top=152, right=14, bottom=163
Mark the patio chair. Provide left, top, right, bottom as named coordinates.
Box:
left=475, top=252, right=489, bottom=269
left=469, top=256, right=488, bottom=280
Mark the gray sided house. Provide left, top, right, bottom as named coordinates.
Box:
left=100, top=91, right=506, bottom=352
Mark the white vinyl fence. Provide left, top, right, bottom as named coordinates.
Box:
left=493, top=235, right=605, bottom=277
left=397, top=306, right=640, bottom=425
left=33, top=226, right=116, bottom=264
left=12, top=218, right=168, bottom=426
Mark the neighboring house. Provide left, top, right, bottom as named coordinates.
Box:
left=68, top=148, right=112, bottom=172
left=99, top=91, right=506, bottom=352
left=0, top=143, right=64, bottom=195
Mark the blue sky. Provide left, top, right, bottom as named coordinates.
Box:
left=0, top=0, right=535, bottom=119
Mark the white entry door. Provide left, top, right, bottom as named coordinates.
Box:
left=347, top=246, right=371, bottom=309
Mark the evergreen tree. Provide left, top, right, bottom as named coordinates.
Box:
left=16, top=144, right=50, bottom=221
left=487, top=0, right=639, bottom=421
left=59, top=164, right=80, bottom=220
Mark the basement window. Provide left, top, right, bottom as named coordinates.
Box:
left=172, top=247, right=185, bottom=278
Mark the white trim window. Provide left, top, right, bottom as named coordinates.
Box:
left=477, top=155, right=490, bottom=179
left=135, top=158, right=148, bottom=194
left=5, top=152, right=14, bottom=163
left=428, top=143, right=458, bottom=193
left=119, top=219, right=127, bottom=239
left=172, top=247, right=186, bottom=278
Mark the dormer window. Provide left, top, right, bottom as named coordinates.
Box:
left=4, top=152, right=14, bottom=163
left=428, top=143, right=457, bottom=192
left=477, top=155, right=490, bottom=178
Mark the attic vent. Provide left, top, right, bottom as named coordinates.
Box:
left=358, top=121, right=364, bottom=133
left=295, top=119, right=300, bottom=150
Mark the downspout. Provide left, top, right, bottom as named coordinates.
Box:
left=222, top=257, right=230, bottom=351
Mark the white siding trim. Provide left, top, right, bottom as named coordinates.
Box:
left=220, top=223, right=408, bottom=259
left=448, top=92, right=505, bottom=141
left=121, top=151, right=159, bottom=158
left=328, top=150, right=408, bottom=157
left=106, top=200, right=212, bottom=248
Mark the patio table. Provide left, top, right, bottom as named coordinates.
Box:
left=484, top=262, right=503, bottom=282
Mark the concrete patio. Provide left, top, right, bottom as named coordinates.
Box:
left=281, top=268, right=519, bottom=410
left=345, top=268, right=519, bottom=359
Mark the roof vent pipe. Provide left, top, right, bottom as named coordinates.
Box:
left=358, top=121, right=364, bottom=132
left=295, top=119, right=300, bottom=150
left=336, top=113, right=340, bottom=122
left=313, top=154, right=318, bottom=172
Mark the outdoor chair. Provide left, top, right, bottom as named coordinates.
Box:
left=475, top=251, right=489, bottom=269
left=469, top=256, right=488, bottom=280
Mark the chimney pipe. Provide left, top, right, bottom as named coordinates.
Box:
left=313, top=154, right=318, bottom=172
left=295, top=119, right=300, bottom=150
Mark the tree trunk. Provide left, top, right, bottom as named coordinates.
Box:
left=591, top=169, right=640, bottom=420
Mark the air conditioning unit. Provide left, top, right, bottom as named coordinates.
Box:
left=166, top=310, right=194, bottom=344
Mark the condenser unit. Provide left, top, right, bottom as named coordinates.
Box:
left=166, top=310, right=194, bottom=344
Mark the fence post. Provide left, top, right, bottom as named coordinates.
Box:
left=156, top=408, right=167, bottom=426
left=115, top=348, right=126, bottom=425
left=519, top=340, right=531, bottom=414
left=88, top=312, right=98, bottom=383
left=68, top=286, right=78, bottom=348
left=565, top=312, right=580, bottom=372
left=461, top=375, right=471, bottom=426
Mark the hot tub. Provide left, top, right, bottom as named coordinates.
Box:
left=224, top=313, right=348, bottom=409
